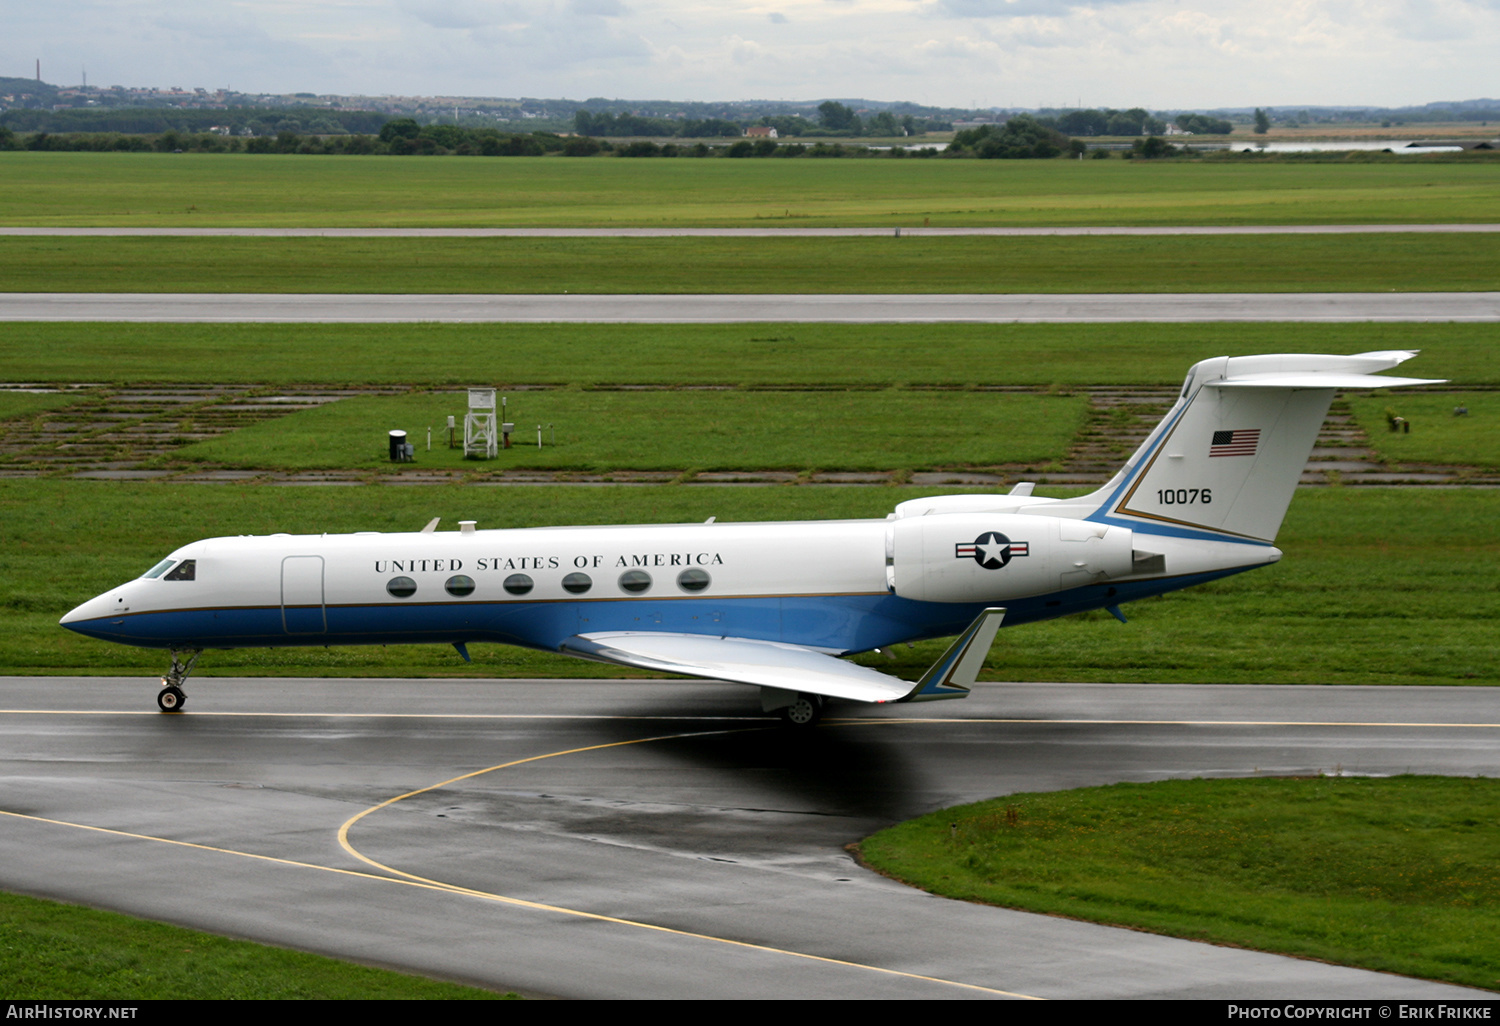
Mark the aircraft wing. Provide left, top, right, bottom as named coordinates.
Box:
left=559, top=608, right=1004, bottom=705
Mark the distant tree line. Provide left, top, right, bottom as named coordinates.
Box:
left=1174, top=114, right=1234, bottom=135
left=1041, top=108, right=1167, bottom=137
left=0, top=106, right=388, bottom=136
left=0, top=122, right=944, bottom=158
left=0, top=122, right=584, bottom=156
left=571, top=103, right=951, bottom=138
left=0, top=116, right=1167, bottom=161
left=43, top=109, right=1494, bottom=162
left=572, top=111, right=745, bottom=138
left=811, top=101, right=951, bottom=137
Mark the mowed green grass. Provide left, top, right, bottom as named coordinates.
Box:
left=0, top=391, right=86, bottom=420
left=0, top=890, right=514, bottom=999
left=3, top=152, right=1499, bottom=226
left=173, top=390, right=1088, bottom=472
left=8, top=482, right=1495, bottom=685
left=1, top=322, right=1492, bottom=386
left=859, top=776, right=1500, bottom=992
left=5, top=233, right=1498, bottom=293
left=1349, top=392, right=1500, bottom=468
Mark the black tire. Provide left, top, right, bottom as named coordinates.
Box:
left=779, top=694, right=823, bottom=728
left=157, top=686, right=186, bottom=713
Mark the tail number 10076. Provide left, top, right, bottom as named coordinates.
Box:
left=1158, top=488, right=1212, bottom=505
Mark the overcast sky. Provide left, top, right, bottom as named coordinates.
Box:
left=5, top=0, right=1497, bottom=110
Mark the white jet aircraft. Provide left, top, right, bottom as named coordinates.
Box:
left=61, top=351, right=1441, bottom=724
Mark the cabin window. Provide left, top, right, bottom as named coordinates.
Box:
left=618, top=570, right=651, bottom=594
left=142, top=558, right=175, bottom=579
left=562, top=572, right=592, bottom=595
left=677, top=568, right=711, bottom=592
left=386, top=576, right=417, bottom=598
left=445, top=575, right=476, bottom=597
left=163, top=559, right=196, bottom=581
left=503, top=574, right=533, bottom=596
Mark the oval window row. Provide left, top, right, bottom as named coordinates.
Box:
left=386, top=568, right=711, bottom=599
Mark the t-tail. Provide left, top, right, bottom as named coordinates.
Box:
left=1060, top=351, right=1444, bottom=543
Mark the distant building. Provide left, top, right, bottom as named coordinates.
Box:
left=744, top=126, right=778, bottom=139
left=952, top=116, right=1010, bottom=130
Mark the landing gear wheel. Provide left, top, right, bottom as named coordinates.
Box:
left=779, top=693, right=823, bottom=728
left=155, top=648, right=201, bottom=712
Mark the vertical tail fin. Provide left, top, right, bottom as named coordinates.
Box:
left=1060, top=352, right=1444, bottom=543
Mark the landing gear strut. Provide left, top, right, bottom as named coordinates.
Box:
left=157, top=648, right=201, bottom=713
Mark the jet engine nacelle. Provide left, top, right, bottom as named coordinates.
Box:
left=889, top=513, right=1135, bottom=603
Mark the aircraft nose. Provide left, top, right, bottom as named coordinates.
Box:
left=59, top=592, right=120, bottom=631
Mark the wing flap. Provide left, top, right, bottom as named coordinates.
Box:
left=560, top=632, right=912, bottom=703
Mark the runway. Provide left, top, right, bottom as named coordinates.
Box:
left=3, top=224, right=1499, bottom=237
left=1, top=676, right=1494, bottom=999
left=5, top=291, right=1499, bottom=322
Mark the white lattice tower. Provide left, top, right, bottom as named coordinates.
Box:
left=464, top=388, right=498, bottom=458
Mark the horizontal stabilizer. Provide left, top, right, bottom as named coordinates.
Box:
left=1204, top=350, right=1446, bottom=391
left=1212, top=373, right=1445, bottom=390
left=559, top=608, right=1005, bottom=705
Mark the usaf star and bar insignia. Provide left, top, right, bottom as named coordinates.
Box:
left=955, top=531, right=1030, bottom=570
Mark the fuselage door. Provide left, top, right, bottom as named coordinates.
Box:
left=281, top=555, right=326, bottom=634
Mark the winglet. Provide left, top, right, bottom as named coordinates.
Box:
left=899, top=608, right=1005, bottom=703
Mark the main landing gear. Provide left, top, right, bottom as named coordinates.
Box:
left=761, top=687, right=825, bottom=728
left=157, top=648, right=202, bottom=713
left=780, top=693, right=824, bottom=728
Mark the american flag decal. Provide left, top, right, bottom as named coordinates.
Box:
left=1210, top=428, right=1260, bottom=457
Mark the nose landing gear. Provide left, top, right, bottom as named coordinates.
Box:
left=157, top=649, right=202, bottom=713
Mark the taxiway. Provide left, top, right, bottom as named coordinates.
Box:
left=1, top=676, right=1494, bottom=999
left=3, top=291, right=1498, bottom=322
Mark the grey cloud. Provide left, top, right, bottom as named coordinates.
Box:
left=568, top=0, right=629, bottom=15
left=934, top=0, right=1145, bottom=16
left=769, top=11, right=789, bottom=22
left=397, top=1, right=524, bottom=31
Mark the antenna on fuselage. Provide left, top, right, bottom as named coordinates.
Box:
left=420, top=517, right=440, bottom=533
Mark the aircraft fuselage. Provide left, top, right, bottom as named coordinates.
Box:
left=61, top=518, right=1272, bottom=656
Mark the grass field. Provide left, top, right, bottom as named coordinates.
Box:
left=0, top=322, right=1492, bottom=386
left=0, top=391, right=86, bottom=419
left=172, top=390, right=1087, bottom=473
left=5, top=143, right=1495, bottom=1000
left=7, top=481, right=1495, bottom=685
left=858, top=776, right=1500, bottom=992
left=5, top=233, right=1498, bottom=293
left=3, top=152, right=1500, bottom=226
left=0, top=890, right=513, bottom=998
left=1350, top=392, right=1500, bottom=468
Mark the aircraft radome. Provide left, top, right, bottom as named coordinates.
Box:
left=62, top=351, right=1442, bottom=726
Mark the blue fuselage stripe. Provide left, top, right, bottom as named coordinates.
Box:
left=62, top=565, right=1264, bottom=654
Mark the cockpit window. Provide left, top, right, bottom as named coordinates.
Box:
left=142, top=559, right=175, bottom=579
left=163, top=559, right=196, bottom=581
